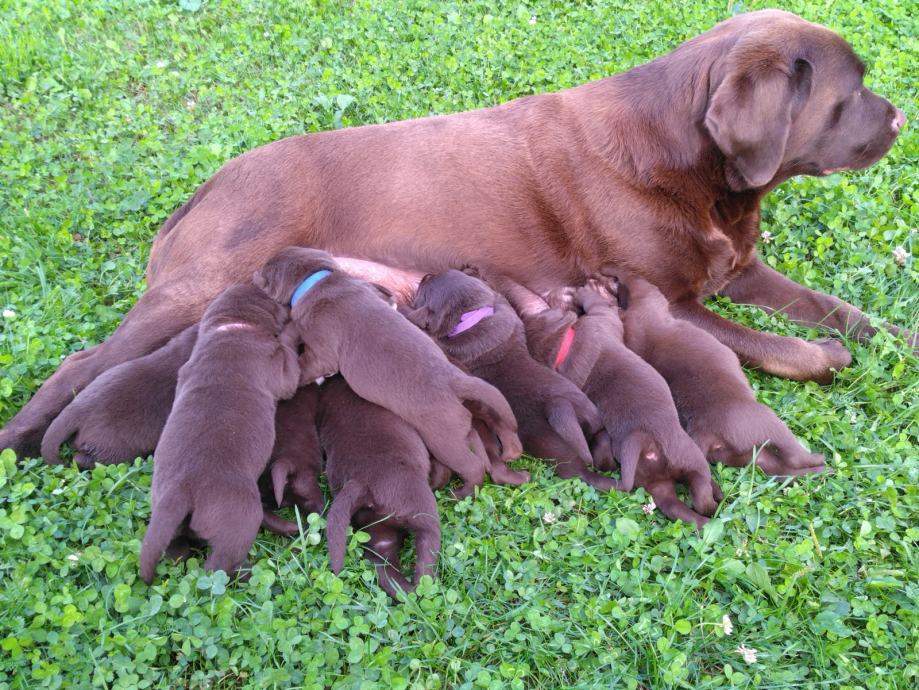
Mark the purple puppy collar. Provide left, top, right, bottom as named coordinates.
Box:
left=447, top=305, right=494, bottom=337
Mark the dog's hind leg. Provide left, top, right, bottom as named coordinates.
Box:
left=197, top=493, right=263, bottom=578
left=359, top=518, right=413, bottom=598
left=532, top=434, right=615, bottom=492
left=646, top=481, right=709, bottom=529
left=1, top=282, right=209, bottom=459
left=419, top=423, right=487, bottom=500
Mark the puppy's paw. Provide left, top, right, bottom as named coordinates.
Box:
left=544, top=286, right=577, bottom=311
left=584, top=276, right=617, bottom=300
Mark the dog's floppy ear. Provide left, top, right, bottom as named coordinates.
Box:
left=404, top=306, right=430, bottom=331
left=706, top=47, right=813, bottom=191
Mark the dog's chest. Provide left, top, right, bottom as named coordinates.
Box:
left=697, top=220, right=757, bottom=297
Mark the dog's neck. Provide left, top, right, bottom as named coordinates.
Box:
left=439, top=302, right=523, bottom=369
left=290, top=269, right=332, bottom=305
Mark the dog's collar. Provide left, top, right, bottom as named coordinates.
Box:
left=553, top=327, right=576, bottom=369
left=290, top=269, right=332, bottom=305
left=447, top=305, right=494, bottom=337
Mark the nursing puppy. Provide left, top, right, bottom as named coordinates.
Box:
left=612, top=272, right=825, bottom=476
left=409, top=270, right=611, bottom=491
left=263, top=384, right=325, bottom=514
left=516, top=282, right=720, bottom=527
left=139, top=283, right=300, bottom=583
left=318, top=376, right=440, bottom=598
left=254, top=247, right=525, bottom=499
left=40, top=325, right=198, bottom=467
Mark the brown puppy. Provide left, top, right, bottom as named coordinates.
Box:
left=263, top=384, right=325, bottom=514
left=40, top=325, right=198, bottom=468
left=318, top=376, right=440, bottom=598
left=613, top=272, right=826, bottom=476
left=254, top=247, right=525, bottom=499
left=516, top=282, right=720, bottom=527
left=409, top=270, right=610, bottom=491
left=139, top=283, right=300, bottom=583
left=4, top=11, right=907, bottom=458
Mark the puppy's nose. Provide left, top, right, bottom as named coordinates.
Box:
left=892, top=108, right=906, bottom=133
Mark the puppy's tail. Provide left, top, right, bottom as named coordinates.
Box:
left=270, top=460, right=291, bottom=507
left=411, top=497, right=441, bottom=587
left=40, top=406, right=78, bottom=465
left=546, top=398, right=594, bottom=464
left=326, top=480, right=365, bottom=574
left=457, top=378, right=523, bottom=460
left=139, top=492, right=190, bottom=584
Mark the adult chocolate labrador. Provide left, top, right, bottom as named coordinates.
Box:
left=0, top=10, right=907, bottom=457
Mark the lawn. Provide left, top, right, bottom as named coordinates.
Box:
left=0, top=0, right=917, bottom=687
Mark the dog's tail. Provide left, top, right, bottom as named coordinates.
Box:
left=326, top=480, right=366, bottom=574
left=546, top=398, right=594, bottom=464
left=270, top=460, right=292, bottom=507
left=456, top=377, right=523, bottom=461
left=411, top=498, right=441, bottom=587
left=40, top=405, right=79, bottom=465
left=139, top=492, right=190, bottom=584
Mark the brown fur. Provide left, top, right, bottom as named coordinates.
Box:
left=519, top=282, right=721, bottom=527
left=139, top=284, right=300, bottom=583
left=613, top=271, right=825, bottom=476
left=262, top=384, right=325, bottom=514
left=40, top=325, right=198, bottom=467
left=2, top=11, right=907, bottom=458
left=318, top=376, right=440, bottom=598
left=254, top=248, right=524, bottom=499
left=409, top=270, right=609, bottom=491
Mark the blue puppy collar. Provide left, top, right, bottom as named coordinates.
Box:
left=290, top=270, right=332, bottom=305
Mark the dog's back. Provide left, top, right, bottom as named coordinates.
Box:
left=41, top=325, right=198, bottom=466
left=140, top=285, right=298, bottom=582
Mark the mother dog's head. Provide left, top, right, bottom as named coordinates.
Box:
left=671, top=10, right=904, bottom=191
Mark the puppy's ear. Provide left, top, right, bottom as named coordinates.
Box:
left=706, top=47, right=813, bottom=190
left=371, top=283, right=396, bottom=305
left=404, top=306, right=430, bottom=331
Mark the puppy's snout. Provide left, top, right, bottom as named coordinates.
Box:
left=892, top=108, right=906, bottom=133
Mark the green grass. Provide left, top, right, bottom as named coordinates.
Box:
left=0, top=0, right=916, bottom=687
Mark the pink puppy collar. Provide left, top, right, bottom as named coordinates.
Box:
left=447, top=305, right=495, bottom=337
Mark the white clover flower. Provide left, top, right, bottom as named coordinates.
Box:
left=641, top=500, right=656, bottom=515
left=2, top=309, right=15, bottom=319
left=155, top=60, right=167, bottom=69
left=529, top=15, right=537, bottom=25
left=721, top=614, right=733, bottom=635
left=892, top=245, right=908, bottom=266
left=67, top=553, right=80, bottom=563
left=542, top=511, right=557, bottom=524
left=760, top=230, right=774, bottom=243
left=736, top=644, right=758, bottom=663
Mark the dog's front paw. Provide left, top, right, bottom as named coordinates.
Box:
left=544, top=286, right=577, bottom=311
left=812, top=338, right=852, bottom=383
